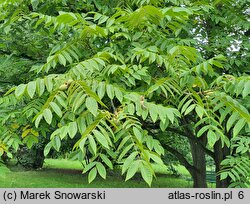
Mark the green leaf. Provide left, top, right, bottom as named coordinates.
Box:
left=62, top=50, right=73, bottom=64
left=22, top=129, right=30, bottom=138
left=242, top=81, right=250, bottom=98
left=125, top=160, right=140, bottom=181
left=106, top=84, right=114, bottom=99
left=122, top=151, right=138, bottom=174
left=158, top=106, right=167, bottom=123
left=96, top=162, right=106, bottom=179
left=133, top=127, right=142, bottom=141
left=98, top=16, right=109, bottom=25
left=150, top=153, right=163, bottom=165
left=0, top=148, right=3, bottom=157
left=100, top=154, right=113, bottom=169
left=118, top=143, right=134, bottom=161
left=93, top=130, right=109, bottom=149
left=23, top=135, right=38, bottom=149
left=197, top=125, right=210, bottom=137
left=114, top=87, right=123, bottom=102
left=97, top=82, right=106, bottom=99
left=44, top=77, right=53, bottom=92
left=207, top=130, right=217, bottom=147
left=82, top=162, right=97, bottom=174
left=181, top=99, right=193, bottom=114
left=233, top=118, right=246, bottom=137
left=35, top=114, right=43, bottom=128
left=31, top=0, right=39, bottom=9
left=49, top=102, right=62, bottom=117
left=27, top=81, right=36, bottom=98
left=86, top=97, right=98, bottom=116
left=43, top=108, right=53, bottom=124
left=79, top=137, right=87, bottom=152
left=127, top=103, right=135, bottom=115
left=68, top=121, right=78, bottom=139
left=141, top=108, right=148, bottom=119
left=160, top=119, right=169, bottom=131
left=77, top=116, right=86, bottom=134
left=166, top=108, right=175, bottom=124
left=140, top=163, right=153, bottom=186
left=154, top=141, right=164, bottom=155
left=212, top=59, right=223, bottom=68
left=88, top=167, right=97, bottom=183
left=53, top=136, right=61, bottom=151
left=58, top=54, right=66, bottom=66
left=228, top=172, right=236, bottom=181
left=55, top=95, right=67, bottom=108
left=98, top=125, right=112, bottom=146
left=149, top=104, right=158, bottom=122
left=44, top=142, right=52, bottom=156
left=88, top=135, right=97, bottom=155
left=184, top=104, right=196, bottom=115
left=6, top=152, right=13, bottom=159
left=195, top=105, right=204, bottom=118
left=72, top=93, right=86, bottom=113
left=15, top=84, right=26, bottom=98
left=117, top=135, right=130, bottom=151
left=220, top=172, right=228, bottom=180
left=37, top=78, right=45, bottom=96
left=106, top=18, right=115, bottom=27
left=226, top=112, right=238, bottom=131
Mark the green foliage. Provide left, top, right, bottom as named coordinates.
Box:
left=0, top=56, right=34, bottom=94
left=219, top=137, right=250, bottom=187
left=220, top=156, right=250, bottom=188
left=0, top=0, right=249, bottom=186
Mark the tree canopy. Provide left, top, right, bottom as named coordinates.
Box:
left=0, top=0, right=249, bottom=187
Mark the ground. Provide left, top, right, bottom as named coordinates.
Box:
left=0, top=159, right=195, bottom=188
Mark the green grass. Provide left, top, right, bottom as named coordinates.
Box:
left=43, top=159, right=191, bottom=176
left=43, top=159, right=83, bottom=170
left=0, top=159, right=192, bottom=188
left=0, top=163, right=11, bottom=180
left=152, top=164, right=190, bottom=176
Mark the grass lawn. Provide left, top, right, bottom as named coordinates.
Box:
left=0, top=163, right=11, bottom=180
left=0, top=159, right=192, bottom=188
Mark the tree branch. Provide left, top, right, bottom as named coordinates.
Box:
left=143, top=120, right=215, bottom=159
left=161, top=143, right=196, bottom=174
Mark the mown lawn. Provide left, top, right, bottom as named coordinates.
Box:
left=0, top=159, right=192, bottom=188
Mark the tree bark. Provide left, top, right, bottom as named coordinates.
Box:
left=189, top=136, right=207, bottom=188
left=214, top=140, right=231, bottom=188
left=183, top=118, right=208, bottom=188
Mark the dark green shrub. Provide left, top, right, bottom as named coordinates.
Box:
left=16, top=136, right=46, bottom=169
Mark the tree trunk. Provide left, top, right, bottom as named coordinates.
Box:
left=189, top=137, right=207, bottom=188
left=214, top=140, right=231, bottom=188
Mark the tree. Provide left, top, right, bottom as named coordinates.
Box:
left=0, top=0, right=249, bottom=187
